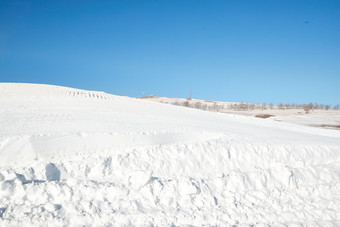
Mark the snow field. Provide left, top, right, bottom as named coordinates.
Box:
left=0, top=83, right=340, bottom=226
left=144, top=96, right=340, bottom=130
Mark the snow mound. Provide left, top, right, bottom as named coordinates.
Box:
left=0, top=83, right=340, bottom=226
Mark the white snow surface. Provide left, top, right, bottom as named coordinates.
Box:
left=142, top=96, right=340, bottom=130
left=1, top=83, right=340, bottom=226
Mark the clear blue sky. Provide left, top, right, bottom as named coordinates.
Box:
left=1, top=0, right=339, bottom=105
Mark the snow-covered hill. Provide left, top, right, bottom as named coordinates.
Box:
left=139, top=96, right=340, bottom=130
left=1, top=83, right=340, bottom=226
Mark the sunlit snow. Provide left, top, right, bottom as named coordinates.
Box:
left=0, top=83, right=340, bottom=226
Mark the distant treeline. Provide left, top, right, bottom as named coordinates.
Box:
left=169, top=101, right=340, bottom=112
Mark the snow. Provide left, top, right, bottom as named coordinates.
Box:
left=143, top=96, right=340, bottom=130
left=0, top=83, right=340, bottom=226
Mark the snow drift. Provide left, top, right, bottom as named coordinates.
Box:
left=0, top=83, right=339, bottom=226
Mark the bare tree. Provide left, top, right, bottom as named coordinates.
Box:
left=303, top=105, right=310, bottom=113
left=183, top=101, right=190, bottom=107
left=278, top=103, right=285, bottom=110
left=308, top=103, right=314, bottom=111
left=249, top=104, right=256, bottom=110
left=320, top=104, right=324, bottom=110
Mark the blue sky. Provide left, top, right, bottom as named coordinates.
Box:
left=1, top=0, right=339, bottom=105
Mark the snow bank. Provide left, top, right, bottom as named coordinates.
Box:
left=0, top=83, right=340, bottom=226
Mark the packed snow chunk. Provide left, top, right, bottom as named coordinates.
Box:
left=1, top=180, right=16, bottom=196
left=44, top=203, right=62, bottom=212
left=178, top=178, right=201, bottom=195
left=0, top=207, right=7, bottom=219
left=128, top=170, right=152, bottom=190
left=45, top=163, right=60, bottom=181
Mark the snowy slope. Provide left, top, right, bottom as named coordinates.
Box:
left=0, top=83, right=340, bottom=226
left=139, top=96, right=340, bottom=130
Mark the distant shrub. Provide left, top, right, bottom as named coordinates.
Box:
left=304, top=105, right=310, bottom=113
left=255, top=114, right=274, bottom=119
